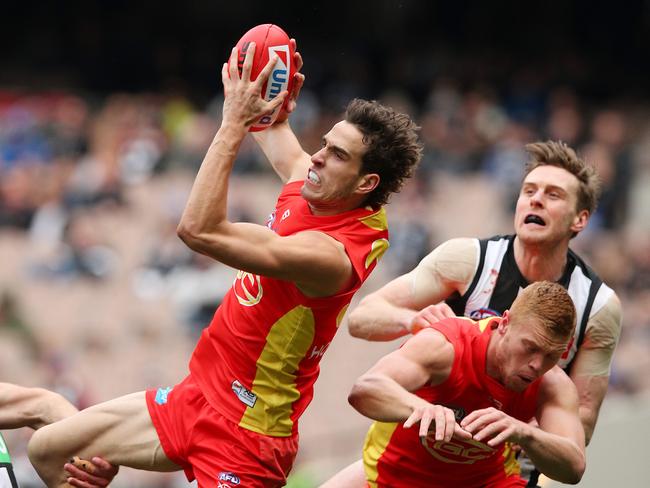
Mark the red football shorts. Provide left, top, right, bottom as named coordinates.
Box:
left=366, top=477, right=525, bottom=488
left=146, top=375, right=299, bottom=488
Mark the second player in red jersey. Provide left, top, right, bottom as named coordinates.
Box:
left=346, top=282, right=586, bottom=487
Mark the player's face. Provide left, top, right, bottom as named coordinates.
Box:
left=301, top=121, right=370, bottom=214
left=498, top=319, right=567, bottom=392
left=514, top=165, right=587, bottom=245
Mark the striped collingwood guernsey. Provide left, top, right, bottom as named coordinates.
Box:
left=446, top=234, right=615, bottom=372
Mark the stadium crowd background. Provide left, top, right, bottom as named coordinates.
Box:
left=1, top=1, right=649, bottom=486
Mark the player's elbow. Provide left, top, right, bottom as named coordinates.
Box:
left=347, top=296, right=379, bottom=339
left=176, top=221, right=213, bottom=252
left=348, top=374, right=380, bottom=414
left=551, top=453, right=585, bottom=485
left=347, top=304, right=367, bottom=338
left=569, top=454, right=586, bottom=484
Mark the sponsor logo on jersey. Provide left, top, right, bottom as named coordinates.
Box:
left=154, top=387, right=173, bottom=405
left=218, top=471, right=241, bottom=485
left=308, top=342, right=331, bottom=360
left=419, top=403, right=496, bottom=464
left=231, top=380, right=257, bottom=408
left=469, top=307, right=500, bottom=319
left=233, top=271, right=263, bottom=306
left=421, top=436, right=495, bottom=464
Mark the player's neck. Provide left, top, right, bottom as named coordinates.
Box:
left=513, top=236, right=568, bottom=283
left=485, top=332, right=504, bottom=384
left=306, top=196, right=366, bottom=216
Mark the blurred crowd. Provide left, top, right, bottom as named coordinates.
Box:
left=1, top=79, right=649, bottom=486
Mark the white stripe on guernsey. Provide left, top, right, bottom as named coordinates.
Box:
left=567, top=266, right=593, bottom=338
left=591, top=283, right=614, bottom=318
left=465, top=238, right=509, bottom=315
left=559, top=266, right=596, bottom=368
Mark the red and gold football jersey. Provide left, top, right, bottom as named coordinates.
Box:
left=190, top=181, right=389, bottom=437
left=363, top=318, right=540, bottom=488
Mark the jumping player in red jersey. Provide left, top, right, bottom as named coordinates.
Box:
left=27, top=42, right=422, bottom=487
left=348, top=281, right=585, bottom=487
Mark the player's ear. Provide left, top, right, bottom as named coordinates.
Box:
left=356, top=173, right=379, bottom=194
left=570, top=209, right=589, bottom=235
left=499, top=310, right=510, bottom=334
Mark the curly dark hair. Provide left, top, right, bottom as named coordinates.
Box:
left=344, top=99, right=422, bottom=207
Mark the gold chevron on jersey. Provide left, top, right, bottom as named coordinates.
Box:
left=365, top=238, right=389, bottom=269
left=359, top=207, right=388, bottom=231
left=239, top=305, right=316, bottom=436
left=364, top=421, right=399, bottom=487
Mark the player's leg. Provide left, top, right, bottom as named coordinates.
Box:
left=318, top=459, right=366, bottom=488
left=28, top=391, right=179, bottom=487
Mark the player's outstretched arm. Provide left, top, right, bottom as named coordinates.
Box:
left=252, top=39, right=310, bottom=183
left=569, top=292, right=622, bottom=445
left=348, top=329, right=471, bottom=442
left=348, top=238, right=477, bottom=341
left=0, top=383, right=78, bottom=430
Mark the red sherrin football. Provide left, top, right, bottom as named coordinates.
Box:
left=231, top=24, right=296, bottom=131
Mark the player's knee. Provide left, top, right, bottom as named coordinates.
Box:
left=28, top=424, right=57, bottom=468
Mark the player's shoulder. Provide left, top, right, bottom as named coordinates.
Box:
left=540, top=366, right=577, bottom=400
left=419, top=237, right=478, bottom=270
left=418, top=317, right=477, bottom=344
left=407, top=326, right=456, bottom=365
left=436, top=236, right=478, bottom=254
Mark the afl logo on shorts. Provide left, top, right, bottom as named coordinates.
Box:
left=233, top=271, right=263, bottom=306
left=218, top=471, right=241, bottom=486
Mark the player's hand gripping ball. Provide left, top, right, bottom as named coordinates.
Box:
left=229, top=24, right=296, bottom=131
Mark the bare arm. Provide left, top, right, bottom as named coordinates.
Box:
left=177, top=45, right=350, bottom=297
left=462, top=367, right=585, bottom=484
left=0, top=383, right=77, bottom=430
left=348, top=329, right=471, bottom=441
left=528, top=368, right=586, bottom=484
left=251, top=119, right=311, bottom=183
left=569, top=292, right=622, bottom=444
left=348, top=237, right=478, bottom=341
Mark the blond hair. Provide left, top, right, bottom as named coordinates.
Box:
left=524, top=140, right=601, bottom=215
left=509, top=281, right=576, bottom=341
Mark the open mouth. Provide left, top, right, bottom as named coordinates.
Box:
left=524, top=214, right=546, bottom=226
left=307, top=169, right=321, bottom=186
